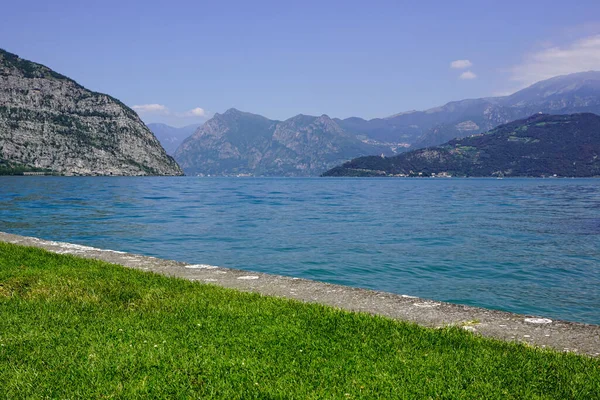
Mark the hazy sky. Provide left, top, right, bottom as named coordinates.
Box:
left=3, top=0, right=600, bottom=126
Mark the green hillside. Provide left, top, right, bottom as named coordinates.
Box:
left=323, top=113, right=600, bottom=177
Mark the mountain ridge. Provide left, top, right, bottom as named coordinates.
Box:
left=335, top=71, right=600, bottom=149
left=323, top=113, right=600, bottom=178
left=172, top=71, right=600, bottom=177
left=174, top=109, right=391, bottom=176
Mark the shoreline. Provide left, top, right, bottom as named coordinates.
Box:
left=1, top=231, right=598, bottom=357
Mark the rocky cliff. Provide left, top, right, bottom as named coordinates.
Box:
left=0, top=49, right=183, bottom=176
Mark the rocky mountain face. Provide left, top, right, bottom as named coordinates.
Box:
left=323, top=113, right=600, bottom=178
left=0, top=49, right=183, bottom=176
left=336, top=71, right=600, bottom=149
left=147, top=123, right=202, bottom=155
left=174, top=109, right=391, bottom=176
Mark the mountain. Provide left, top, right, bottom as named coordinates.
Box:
left=147, top=123, right=202, bottom=155
left=335, top=71, right=600, bottom=149
left=501, top=71, right=600, bottom=108
left=174, top=108, right=392, bottom=176
left=0, top=49, right=183, bottom=176
left=323, top=113, right=600, bottom=178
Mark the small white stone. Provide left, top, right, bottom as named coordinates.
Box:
left=413, top=302, right=440, bottom=308
left=401, top=294, right=418, bottom=299
left=524, top=335, right=531, bottom=338
left=524, top=318, right=552, bottom=324
left=237, top=275, right=260, bottom=280
left=185, top=264, right=219, bottom=269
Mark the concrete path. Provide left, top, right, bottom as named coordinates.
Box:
left=1, top=231, right=598, bottom=357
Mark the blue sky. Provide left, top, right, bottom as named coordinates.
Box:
left=3, top=0, right=600, bottom=126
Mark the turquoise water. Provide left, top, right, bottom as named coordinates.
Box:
left=1, top=176, right=599, bottom=324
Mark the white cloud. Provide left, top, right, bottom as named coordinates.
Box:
left=132, top=104, right=169, bottom=114
left=509, top=34, right=600, bottom=87
left=459, top=70, right=477, bottom=80
left=182, top=107, right=207, bottom=117
left=450, top=59, right=473, bottom=69
left=132, top=104, right=210, bottom=123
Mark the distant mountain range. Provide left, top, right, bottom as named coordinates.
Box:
left=335, top=71, right=600, bottom=148
left=0, top=49, right=182, bottom=176
left=323, top=113, right=600, bottom=178
left=174, top=109, right=392, bottom=176
left=168, top=71, right=600, bottom=176
left=147, top=123, right=202, bottom=155
left=4, top=46, right=595, bottom=178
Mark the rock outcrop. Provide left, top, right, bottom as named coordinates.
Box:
left=0, top=49, right=183, bottom=176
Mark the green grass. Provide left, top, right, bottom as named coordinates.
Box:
left=0, top=243, right=598, bottom=399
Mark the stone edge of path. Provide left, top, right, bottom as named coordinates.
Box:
left=1, top=231, right=598, bottom=357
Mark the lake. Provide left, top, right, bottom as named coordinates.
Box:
left=1, top=176, right=599, bottom=324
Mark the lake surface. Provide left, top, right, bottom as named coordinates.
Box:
left=1, top=177, right=599, bottom=324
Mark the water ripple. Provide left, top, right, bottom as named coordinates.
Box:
left=1, top=176, right=599, bottom=324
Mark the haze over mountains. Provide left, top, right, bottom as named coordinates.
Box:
left=335, top=71, right=600, bottom=148
left=147, top=123, right=202, bottom=155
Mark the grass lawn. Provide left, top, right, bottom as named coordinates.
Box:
left=0, top=242, right=599, bottom=399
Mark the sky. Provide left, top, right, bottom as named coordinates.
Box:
left=2, top=0, right=600, bottom=126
